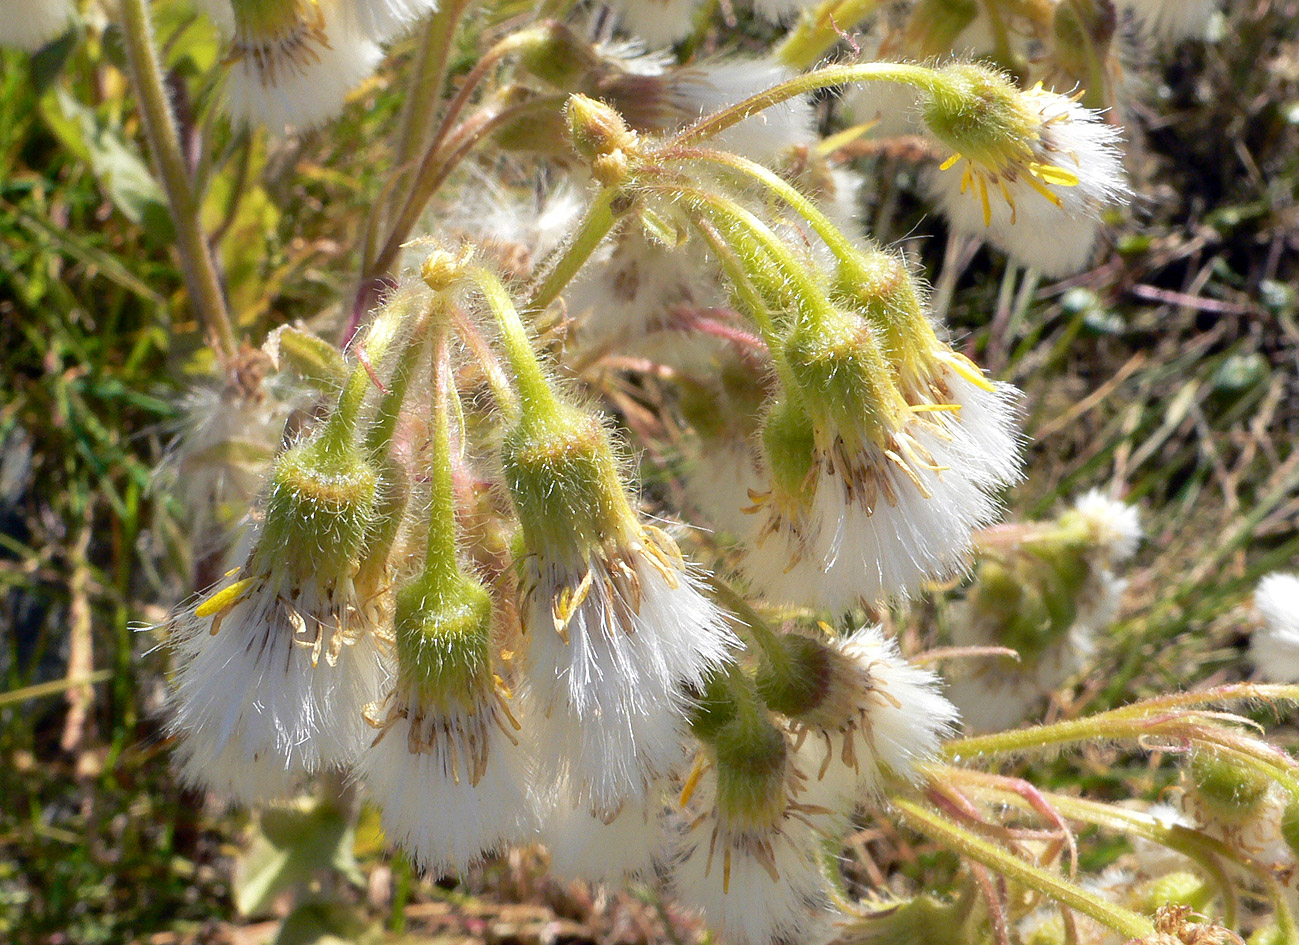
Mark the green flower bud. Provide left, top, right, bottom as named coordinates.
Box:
left=257, top=429, right=377, bottom=579
left=755, top=634, right=833, bottom=718
left=760, top=397, right=817, bottom=499
left=1189, top=751, right=1272, bottom=822
left=901, top=0, right=980, bottom=58
left=687, top=671, right=740, bottom=743
left=516, top=22, right=601, bottom=90
left=921, top=64, right=1038, bottom=172
left=712, top=710, right=789, bottom=828
left=1131, top=872, right=1213, bottom=915
left=833, top=249, right=933, bottom=379
left=501, top=401, right=638, bottom=562
left=564, top=93, right=638, bottom=167
left=781, top=307, right=906, bottom=450
left=394, top=567, right=495, bottom=706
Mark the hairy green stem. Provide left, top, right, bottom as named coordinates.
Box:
left=670, top=61, right=945, bottom=150
left=526, top=185, right=620, bottom=311
left=117, top=0, right=236, bottom=361
left=893, top=798, right=1157, bottom=940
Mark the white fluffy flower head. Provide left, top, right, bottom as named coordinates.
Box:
left=924, top=68, right=1129, bottom=276
left=1250, top=572, right=1299, bottom=684
left=224, top=0, right=382, bottom=130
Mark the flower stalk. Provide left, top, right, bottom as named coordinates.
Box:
left=117, top=0, right=236, bottom=361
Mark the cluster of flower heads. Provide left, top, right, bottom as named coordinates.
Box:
left=946, top=489, right=1142, bottom=732
left=160, top=247, right=964, bottom=942
left=143, top=51, right=1177, bottom=941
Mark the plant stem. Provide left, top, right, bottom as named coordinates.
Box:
left=526, top=186, right=619, bottom=311
left=893, top=798, right=1157, bottom=941
left=117, top=0, right=236, bottom=361
left=670, top=61, right=945, bottom=151
left=391, top=0, right=475, bottom=194
left=467, top=266, right=552, bottom=415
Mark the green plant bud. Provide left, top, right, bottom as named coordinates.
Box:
left=921, top=64, right=1036, bottom=171
left=501, top=402, right=637, bottom=561
left=1189, top=751, right=1272, bottom=821
left=564, top=93, right=637, bottom=165
left=516, top=22, right=601, bottom=89
left=712, top=710, right=788, bottom=827
left=901, top=0, right=980, bottom=59
left=394, top=567, right=494, bottom=705
left=834, top=249, right=932, bottom=372
left=1249, top=926, right=1287, bottom=945
left=755, top=634, right=833, bottom=718
left=687, top=671, right=740, bottom=742
left=782, top=307, right=904, bottom=449
left=1281, top=795, right=1299, bottom=858
left=231, top=0, right=303, bottom=37
left=760, top=397, right=817, bottom=499
left=272, top=325, right=348, bottom=392
left=971, top=559, right=1060, bottom=661
left=257, top=431, right=378, bottom=579
left=1131, top=872, right=1213, bottom=915
left=492, top=88, right=571, bottom=157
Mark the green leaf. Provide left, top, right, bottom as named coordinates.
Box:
left=233, top=799, right=364, bottom=917
left=46, top=88, right=174, bottom=244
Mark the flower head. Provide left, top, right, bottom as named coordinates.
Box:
left=672, top=711, right=835, bottom=945
left=922, top=67, right=1129, bottom=276
left=358, top=567, right=535, bottom=876
left=1249, top=573, right=1299, bottom=684
left=504, top=397, right=736, bottom=816
left=223, top=0, right=382, bottom=131
left=166, top=424, right=390, bottom=804
left=764, top=626, right=958, bottom=817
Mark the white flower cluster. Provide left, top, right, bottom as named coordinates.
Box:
left=948, top=489, right=1141, bottom=732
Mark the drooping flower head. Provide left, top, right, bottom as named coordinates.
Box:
left=946, top=489, right=1140, bottom=732
left=1249, top=572, right=1299, bottom=684
left=673, top=708, right=835, bottom=945
left=166, top=395, right=388, bottom=803
left=921, top=64, right=1129, bottom=276
left=503, top=395, right=736, bottom=816
left=757, top=625, right=959, bottom=818
left=742, top=305, right=1002, bottom=610
left=358, top=565, right=535, bottom=876
left=223, top=0, right=382, bottom=130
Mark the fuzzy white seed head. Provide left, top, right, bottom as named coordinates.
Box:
left=928, top=87, right=1129, bottom=277
left=603, top=0, right=704, bottom=46
left=521, top=533, right=737, bottom=816
left=0, top=0, right=74, bottom=51
left=340, top=0, right=438, bottom=42
left=672, top=770, right=836, bottom=945
left=1119, top=0, right=1218, bottom=42
left=223, top=0, right=382, bottom=131
left=167, top=568, right=390, bottom=805
left=358, top=686, right=536, bottom=877
left=540, top=778, right=677, bottom=884
left=795, top=626, right=959, bottom=816
left=1071, top=489, right=1143, bottom=563
left=744, top=424, right=1001, bottom=610
left=1250, top=573, right=1299, bottom=684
